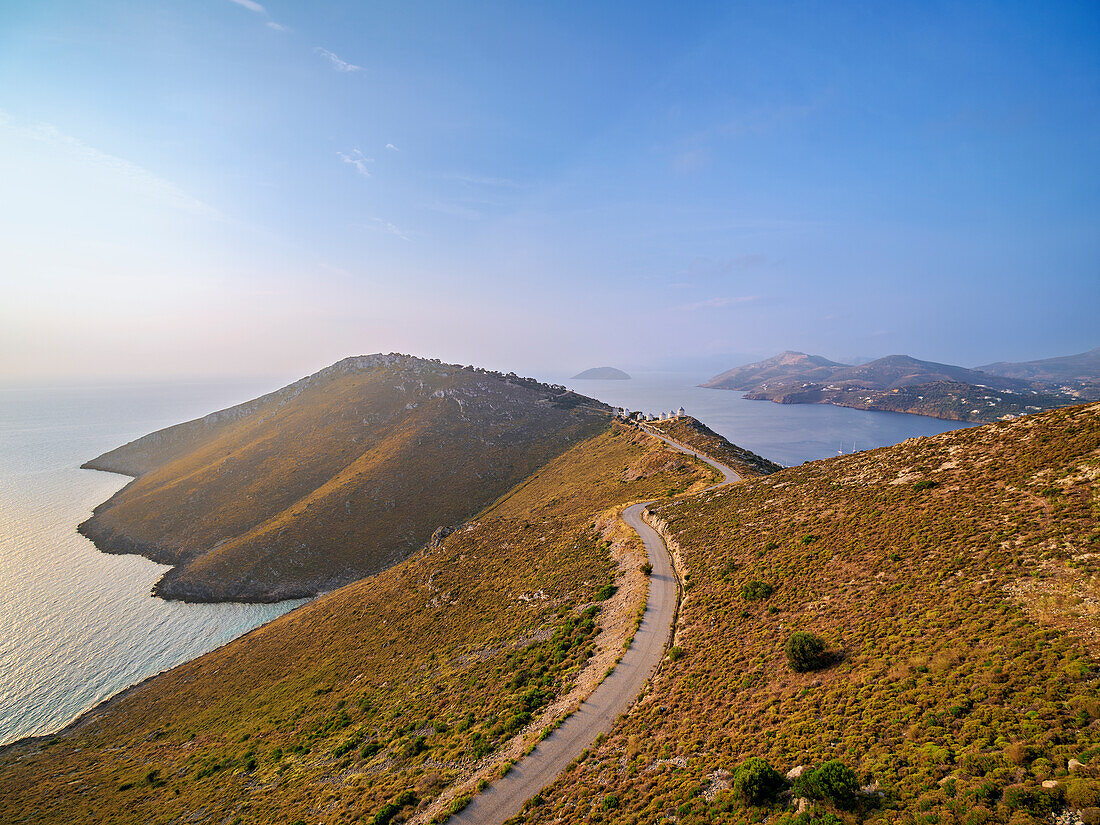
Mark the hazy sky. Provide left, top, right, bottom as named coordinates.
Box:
left=2, top=1, right=1097, bottom=383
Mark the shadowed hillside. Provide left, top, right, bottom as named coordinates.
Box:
left=0, top=422, right=719, bottom=824
left=79, top=354, right=610, bottom=602
left=518, top=403, right=1100, bottom=823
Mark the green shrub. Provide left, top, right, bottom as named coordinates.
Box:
left=370, top=789, right=417, bottom=825
left=914, top=478, right=939, bottom=491
left=785, top=632, right=829, bottom=672
left=741, top=580, right=775, bottom=601
left=1067, top=779, right=1100, bottom=808
left=797, top=760, right=859, bottom=809
left=732, top=756, right=783, bottom=804
left=594, top=583, right=617, bottom=601
left=668, top=646, right=684, bottom=662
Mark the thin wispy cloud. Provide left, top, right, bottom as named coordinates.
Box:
left=680, top=295, right=760, bottom=311
left=337, top=148, right=372, bottom=177
left=367, top=217, right=412, bottom=241
left=385, top=143, right=398, bottom=151
left=315, top=47, right=361, bottom=72
left=228, top=0, right=265, bottom=12
left=226, top=0, right=289, bottom=33
left=0, top=110, right=219, bottom=219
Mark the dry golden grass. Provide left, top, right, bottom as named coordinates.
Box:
left=80, top=355, right=609, bottom=601
left=0, top=422, right=713, bottom=824
left=512, top=403, right=1100, bottom=824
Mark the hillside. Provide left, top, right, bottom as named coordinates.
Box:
left=980, top=347, right=1100, bottom=384
left=703, top=351, right=1082, bottom=423
left=701, top=351, right=845, bottom=390
left=79, top=354, right=610, bottom=602
left=646, top=416, right=783, bottom=477
left=573, top=367, right=631, bottom=380
left=0, top=421, right=720, bottom=823
left=516, top=402, right=1100, bottom=823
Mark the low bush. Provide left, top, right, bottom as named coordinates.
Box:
left=797, top=760, right=859, bottom=809
left=370, top=789, right=417, bottom=825
left=732, top=756, right=783, bottom=804
left=785, top=632, right=829, bottom=672
left=1067, top=779, right=1100, bottom=809
left=741, top=580, right=774, bottom=601
left=594, top=583, right=617, bottom=601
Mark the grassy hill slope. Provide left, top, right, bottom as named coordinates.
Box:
left=79, top=354, right=609, bottom=601
left=646, top=416, right=783, bottom=477
left=0, top=422, right=718, bottom=824
left=516, top=403, right=1100, bottom=824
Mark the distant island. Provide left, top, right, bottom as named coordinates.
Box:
left=701, top=347, right=1100, bottom=423
left=572, top=366, right=631, bottom=380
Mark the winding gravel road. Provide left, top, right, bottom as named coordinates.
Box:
left=451, top=425, right=738, bottom=824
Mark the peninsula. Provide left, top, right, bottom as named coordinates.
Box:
left=79, top=354, right=610, bottom=602
left=702, top=348, right=1099, bottom=422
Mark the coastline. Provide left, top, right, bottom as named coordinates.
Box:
left=0, top=585, right=314, bottom=755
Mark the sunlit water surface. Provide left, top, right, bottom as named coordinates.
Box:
left=0, top=381, right=305, bottom=747
left=0, top=373, right=969, bottom=747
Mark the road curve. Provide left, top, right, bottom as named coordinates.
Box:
left=451, top=425, right=738, bottom=825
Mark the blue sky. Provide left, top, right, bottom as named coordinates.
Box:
left=1, top=0, right=1097, bottom=382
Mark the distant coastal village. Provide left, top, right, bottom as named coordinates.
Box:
left=616, top=405, right=686, bottom=422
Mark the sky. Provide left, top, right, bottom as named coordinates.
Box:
left=1, top=0, right=1097, bottom=383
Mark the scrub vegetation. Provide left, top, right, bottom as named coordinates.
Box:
left=0, top=421, right=715, bottom=824
left=79, top=354, right=610, bottom=601
left=511, top=402, right=1100, bottom=823
left=647, top=416, right=782, bottom=478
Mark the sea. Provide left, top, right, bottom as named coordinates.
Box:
left=0, top=372, right=969, bottom=747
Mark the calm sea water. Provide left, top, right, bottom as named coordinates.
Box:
left=0, top=373, right=969, bottom=747
left=0, top=381, right=306, bottom=747
left=559, top=370, right=972, bottom=467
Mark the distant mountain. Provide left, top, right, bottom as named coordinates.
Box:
left=826, top=354, right=1030, bottom=392
left=79, top=354, right=610, bottom=602
left=572, top=366, right=631, bottom=380
left=700, top=350, right=845, bottom=389
left=978, top=346, right=1100, bottom=383
left=702, top=351, right=1082, bottom=423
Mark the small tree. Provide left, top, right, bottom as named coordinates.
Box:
left=785, top=631, right=829, bottom=672
left=741, top=580, right=774, bottom=601
left=732, top=757, right=783, bottom=804
left=798, top=760, right=860, bottom=809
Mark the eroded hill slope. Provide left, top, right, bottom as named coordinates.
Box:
left=519, top=403, right=1100, bottom=823
left=79, top=354, right=609, bottom=601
